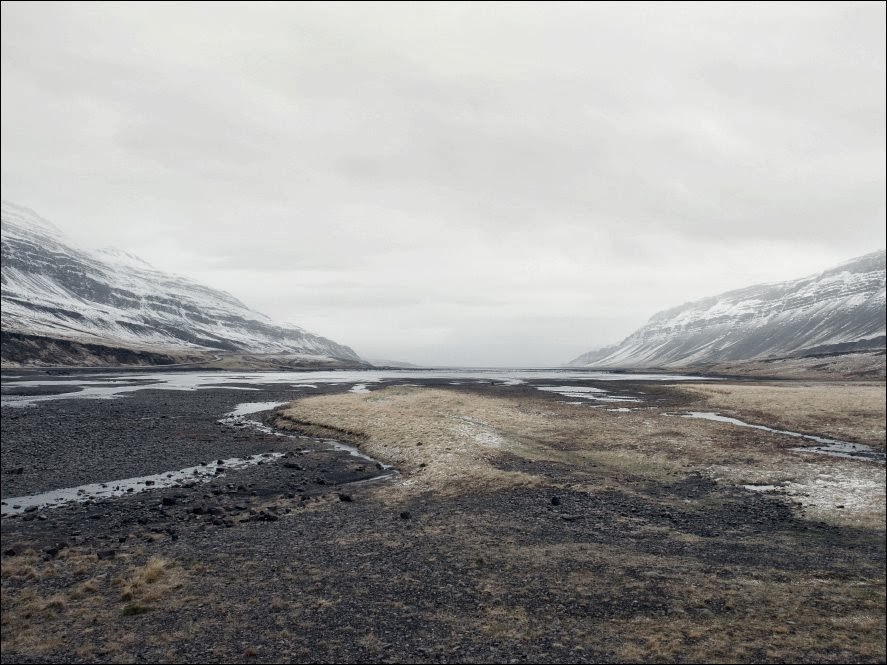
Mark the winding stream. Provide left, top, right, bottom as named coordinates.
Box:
left=682, top=411, right=885, bottom=463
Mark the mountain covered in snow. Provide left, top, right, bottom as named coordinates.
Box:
left=568, top=251, right=886, bottom=368
left=1, top=202, right=363, bottom=366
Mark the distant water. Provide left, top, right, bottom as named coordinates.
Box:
left=0, top=367, right=708, bottom=408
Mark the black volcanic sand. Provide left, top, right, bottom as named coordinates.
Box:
left=1, top=376, right=884, bottom=664
left=1, top=384, right=363, bottom=498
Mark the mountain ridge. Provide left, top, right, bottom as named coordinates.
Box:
left=1, top=201, right=363, bottom=367
left=568, top=250, right=886, bottom=368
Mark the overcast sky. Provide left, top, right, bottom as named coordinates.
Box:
left=2, top=2, right=885, bottom=366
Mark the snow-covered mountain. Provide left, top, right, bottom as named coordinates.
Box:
left=1, top=201, right=363, bottom=365
left=568, top=251, right=886, bottom=368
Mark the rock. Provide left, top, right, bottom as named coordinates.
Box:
left=550, top=496, right=561, bottom=506
left=96, top=549, right=116, bottom=560
left=338, top=493, right=353, bottom=502
left=400, top=511, right=411, bottom=520
left=282, top=461, right=303, bottom=470
left=23, top=505, right=38, bottom=513
left=161, top=496, right=176, bottom=506
left=144, top=480, right=155, bottom=486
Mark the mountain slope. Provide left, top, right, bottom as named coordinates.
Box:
left=1, top=202, right=362, bottom=366
left=568, top=251, right=886, bottom=368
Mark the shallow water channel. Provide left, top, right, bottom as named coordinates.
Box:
left=682, top=411, right=885, bottom=463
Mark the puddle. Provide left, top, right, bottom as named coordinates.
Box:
left=537, top=385, right=641, bottom=402
left=218, top=401, right=291, bottom=436
left=226, top=401, right=290, bottom=417
left=345, top=471, right=399, bottom=486
left=683, top=412, right=885, bottom=463
left=743, top=484, right=782, bottom=492
left=350, top=384, right=370, bottom=393
left=607, top=407, right=632, bottom=413
left=323, top=439, right=395, bottom=469
left=0, top=453, right=285, bottom=516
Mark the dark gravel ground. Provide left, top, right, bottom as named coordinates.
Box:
left=1, top=373, right=884, bottom=664
left=1, top=383, right=359, bottom=498
left=0, top=377, right=696, bottom=500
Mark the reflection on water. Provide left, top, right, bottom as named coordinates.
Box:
left=1, top=368, right=708, bottom=408
left=0, top=452, right=285, bottom=516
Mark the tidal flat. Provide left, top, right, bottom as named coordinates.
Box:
left=2, top=371, right=884, bottom=663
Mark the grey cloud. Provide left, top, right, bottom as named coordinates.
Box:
left=2, top=2, right=884, bottom=365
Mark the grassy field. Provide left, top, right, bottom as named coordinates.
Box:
left=674, top=381, right=886, bottom=448
left=272, top=384, right=886, bottom=661
left=277, top=384, right=886, bottom=528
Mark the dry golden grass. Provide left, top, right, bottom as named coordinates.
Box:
left=277, top=385, right=886, bottom=527
left=676, top=381, right=886, bottom=447
left=278, top=387, right=543, bottom=495
left=476, top=540, right=886, bottom=663
left=1, top=552, right=192, bottom=659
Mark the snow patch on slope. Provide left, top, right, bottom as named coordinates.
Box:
left=569, top=251, right=886, bottom=368
left=1, top=201, right=361, bottom=362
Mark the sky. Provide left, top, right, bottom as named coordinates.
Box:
left=2, top=2, right=885, bottom=366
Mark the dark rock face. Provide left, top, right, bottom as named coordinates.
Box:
left=570, top=250, right=886, bottom=368
left=1, top=202, right=362, bottom=365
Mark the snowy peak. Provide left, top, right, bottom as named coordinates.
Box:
left=95, top=247, right=155, bottom=270
left=0, top=201, right=62, bottom=238
left=1, top=203, right=363, bottom=365
left=569, top=251, right=886, bottom=368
